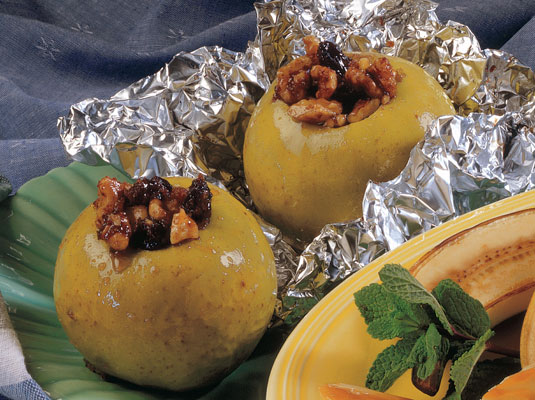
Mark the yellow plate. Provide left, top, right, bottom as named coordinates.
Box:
left=267, top=190, right=535, bottom=400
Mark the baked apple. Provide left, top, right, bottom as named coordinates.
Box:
left=54, top=175, right=277, bottom=391
left=244, top=37, right=455, bottom=241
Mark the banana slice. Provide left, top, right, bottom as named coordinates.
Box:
left=520, top=292, right=535, bottom=368
left=410, top=209, right=535, bottom=327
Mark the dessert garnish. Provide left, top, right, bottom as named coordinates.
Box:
left=353, top=264, right=519, bottom=399
left=93, top=174, right=212, bottom=251
left=274, top=36, right=404, bottom=127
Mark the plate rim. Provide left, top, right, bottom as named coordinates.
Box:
left=266, top=189, right=535, bottom=400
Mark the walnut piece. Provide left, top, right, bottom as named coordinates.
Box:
left=345, top=63, right=384, bottom=99
left=348, top=98, right=381, bottom=123
left=275, top=56, right=313, bottom=105
left=288, top=98, right=343, bottom=125
left=323, top=113, right=347, bottom=128
left=170, top=209, right=199, bottom=244
left=368, top=57, right=400, bottom=97
left=94, top=177, right=126, bottom=230
left=98, top=212, right=131, bottom=251
left=303, top=35, right=320, bottom=64
left=310, top=65, right=337, bottom=99
left=125, top=205, right=148, bottom=232
left=148, top=198, right=169, bottom=221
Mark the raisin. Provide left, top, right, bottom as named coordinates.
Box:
left=125, top=176, right=173, bottom=206
left=183, top=175, right=212, bottom=229
left=131, top=219, right=170, bottom=250
left=317, top=41, right=350, bottom=77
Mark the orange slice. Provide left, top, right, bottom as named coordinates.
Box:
left=319, top=384, right=412, bottom=400
left=482, top=366, right=535, bottom=399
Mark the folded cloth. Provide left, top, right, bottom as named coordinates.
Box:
left=0, top=297, right=50, bottom=400
left=0, top=0, right=534, bottom=399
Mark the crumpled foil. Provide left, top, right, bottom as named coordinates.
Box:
left=58, top=0, right=535, bottom=326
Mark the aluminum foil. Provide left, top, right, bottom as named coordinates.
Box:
left=58, top=0, right=535, bottom=326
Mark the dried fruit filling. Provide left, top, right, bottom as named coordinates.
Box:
left=274, top=36, right=404, bottom=127
left=93, top=175, right=212, bottom=251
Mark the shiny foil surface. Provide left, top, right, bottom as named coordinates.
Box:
left=58, top=0, right=535, bottom=325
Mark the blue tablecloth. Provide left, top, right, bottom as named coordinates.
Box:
left=0, top=1, right=534, bottom=399
left=1, top=0, right=534, bottom=192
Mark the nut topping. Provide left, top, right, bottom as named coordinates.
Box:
left=345, top=61, right=384, bottom=99
left=310, top=65, right=338, bottom=99
left=274, top=36, right=404, bottom=127
left=93, top=175, right=212, bottom=251
left=303, top=36, right=320, bottom=64
left=288, top=98, right=343, bottom=126
left=275, top=56, right=313, bottom=105
left=170, top=209, right=199, bottom=245
left=347, top=98, right=381, bottom=123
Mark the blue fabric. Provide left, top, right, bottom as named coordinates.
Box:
left=0, top=0, right=534, bottom=191
left=0, top=0, right=258, bottom=191
left=0, top=380, right=49, bottom=400
left=0, top=1, right=534, bottom=399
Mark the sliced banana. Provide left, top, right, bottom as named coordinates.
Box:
left=410, top=209, right=535, bottom=327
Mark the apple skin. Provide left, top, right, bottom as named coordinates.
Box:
left=54, top=177, right=277, bottom=391
left=244, top=54, right=455, bottom=242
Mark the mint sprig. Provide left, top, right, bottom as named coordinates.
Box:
left=379, top=264, right=454, bottom=335
left=408, top=323, right=449, bottom=381
left=432, top=279, right=490, bottom=338
left=445, top=329, right=494, bottom=400
left=354, top=283, right=429, bottom=340
left=366, top=338, right=417, bottom=391
left=354, top=264, right=496, bottom=399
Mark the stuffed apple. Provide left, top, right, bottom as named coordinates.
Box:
left=244, top=37, right=455, bottom=241
left=54, top=175, right=277, bottom=391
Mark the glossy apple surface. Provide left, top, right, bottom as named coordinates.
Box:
left=244, top=54, right=455, bottom=241
left=54, top=177, right=277, bottom=391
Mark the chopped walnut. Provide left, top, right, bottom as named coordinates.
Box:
left=348, top=98, right=381, bottom=123
left=98, top=212, right=131, bottom=251
left=126, top=205, right=148, bottom=231
left=358, top=57, right=372, bottom=71
left=345, top=64, right=384, bottom=99
left=148, top=199, right=169, bottom=221
left=368, top=57, right=399, bottom=97
left=273, top=37, right=404, bottom=126
left=288, top=98, right=343, bottom=124
left=303, top=35, right=320, bottom=64
left=94, top=177, right=126, bottom=230
left=310, top=65, right=337, bottom=99
left=164, top=186, right=188, bottom=214
left=323, top=113, right=347, bottom=128
left=93, top=175, right=212, bottom=252
left=275, top=56, right=313, bottom=105
left=170, top=209, right=199, bottom=245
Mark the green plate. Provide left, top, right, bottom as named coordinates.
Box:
left=0, top=162, right=285, bottom=399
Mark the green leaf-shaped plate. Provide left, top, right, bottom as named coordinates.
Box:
left=0, top=162, right=284, bottom=399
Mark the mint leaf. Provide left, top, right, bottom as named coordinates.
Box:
left=432, top=279, right=490, bottom=338
left=354, top=283, right=429, bottom=340
left=462, top=357, right=521, bottom=400
left=446, top=329, right=494, bottom=400
left=449, top=339, right=476, bottom=362
left=366, top=338, right=417, bottom=392
left=408, top=323, right=450, bottom=380
left=379, top=264, right=453, bottom=335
